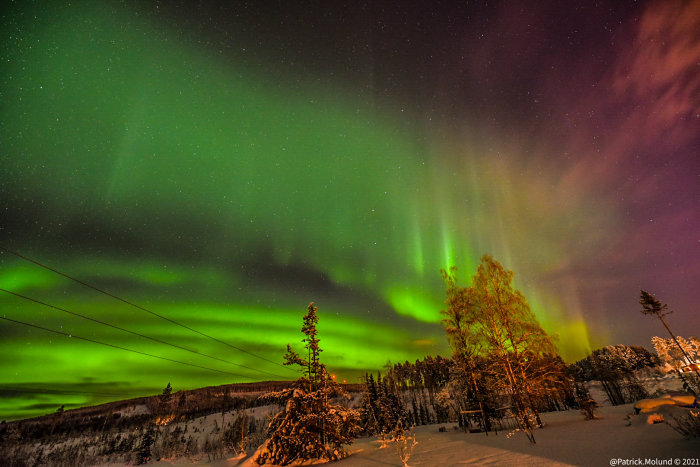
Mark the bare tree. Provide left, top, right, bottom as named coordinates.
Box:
left=468, top=255, right=559, bottom=443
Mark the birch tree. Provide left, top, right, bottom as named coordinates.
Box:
left=469, top=255, right=558, bottom=442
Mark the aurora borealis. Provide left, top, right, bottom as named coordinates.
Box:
left=1, top=0, right=698, bottom=421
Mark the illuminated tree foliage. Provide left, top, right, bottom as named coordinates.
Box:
left=442, top=255, right=563, bottom=443
left=652, top=335, right=700, bottom=394
left=640, top=290, right=700, bottom=386
left=652, top=336, right=700, bottom=370
left=255, top=303, right=360, bottom=466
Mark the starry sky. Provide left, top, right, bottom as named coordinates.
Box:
left=1, top=0, right=698, bottom=420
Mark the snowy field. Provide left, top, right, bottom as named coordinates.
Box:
left=8, top=373, right=697, bottom=466
left=194, top=403, right=698, bottom=467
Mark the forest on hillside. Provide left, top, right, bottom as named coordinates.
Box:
left=1, top=255, right=698, bottom=466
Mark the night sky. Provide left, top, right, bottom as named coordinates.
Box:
left=1, top=0, right=698, bottom=420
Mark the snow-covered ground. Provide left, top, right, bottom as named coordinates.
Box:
left=6, top=372, right=697, bottom=466
left=200, top=403, right=697, bottom=467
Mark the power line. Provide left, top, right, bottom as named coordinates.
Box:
left=0, top=316, right=255, bottom=379
left=0, top=386, right=135, bottom=398
left=0, top=288, right=288, bottom=380
left=0, top=245, right=295, bottom=373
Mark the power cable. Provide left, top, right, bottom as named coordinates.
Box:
left=0, top=288, right=288, bottom=379
left=0, top=386, right=135, bottom=398
left=0, top=245, right=295, bottom=373
left=0, top=316, right=255, bottom=379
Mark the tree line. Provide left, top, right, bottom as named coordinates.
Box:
left=5, top=255, right=691, bottom=466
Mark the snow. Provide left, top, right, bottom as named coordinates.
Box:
left=7, top=371, right=697, bottom=466
left=206, top=404, right=698, bottom=467
left=635, top=395, right=697, bottom=413
left=117, top=404, right=151, bottom=417
left=337, top=405, right=698, bottom=466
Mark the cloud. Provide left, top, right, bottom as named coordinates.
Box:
left=610, top=0, right=700, bottom=150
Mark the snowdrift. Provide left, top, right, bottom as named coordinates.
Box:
left=634, top=394, right=698, bottom=414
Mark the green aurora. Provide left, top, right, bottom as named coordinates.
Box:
left=5, top=0, right=697, bottom=421
left=0, top=2, right=496, bottom=420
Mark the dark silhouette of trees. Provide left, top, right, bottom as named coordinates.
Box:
left=359, top=373, right=382, bottom=434
left=568, top=345, right=660, bottom=405
left=136, top=426, right=155, bottom=465
left=573, top=383, right=598, bottom=420
left=359, top=372, right=407, bottom=435
left=159, top=382, right=172, bottom=403
left=384, top=356, right=456, bottom=427
left=441, top=267, right=492, bottom=432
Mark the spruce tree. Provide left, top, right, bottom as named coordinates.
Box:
left=136, top=426, right=155, bottom=465
left=283, top=303, right=322, bottom=386
left=159, top=382, right=172, bottom=404
left=255, top=303, right=360, bottom=465
left=359, top=373, right=381, bottom=435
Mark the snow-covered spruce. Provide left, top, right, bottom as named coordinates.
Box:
left=255, top=376, right=360, bottom=465
left=255, top=302, right=361, bottom=465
